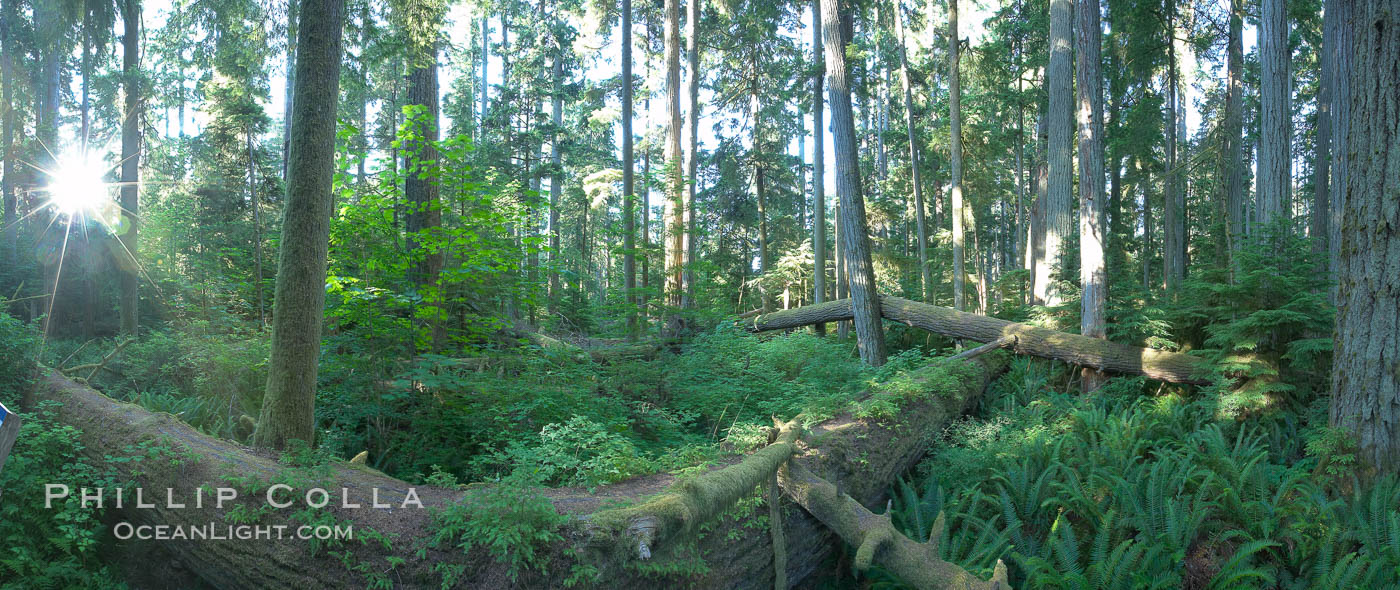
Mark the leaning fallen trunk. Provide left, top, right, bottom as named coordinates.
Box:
left=745, top=296, right=1210, bottom=384
left=34, top=352, right=1007, bottom=589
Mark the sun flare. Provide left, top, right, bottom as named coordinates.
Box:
left=44, top=153, right=114, bottom=218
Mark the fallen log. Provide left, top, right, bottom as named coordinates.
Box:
left=745, top=296, right=1210, bottom=384
left=32, top=352, right=1007, bottom=589
left=778, top=461, right=1010, bottom=590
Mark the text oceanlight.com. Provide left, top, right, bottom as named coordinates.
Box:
left=111, top=522, right=354, bottom=541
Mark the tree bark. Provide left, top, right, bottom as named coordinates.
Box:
left=1, top=0, right=15, bottom=265
left=1330, top=0, right=1399, bottom=475
left=119, top=0, right=142, bottom=337
left=747, top=296, right=1212, bottom=384
left=549, top=50, right=563, bottom=312
left=404, top=57, right=444, bottom=350
left=684, top=0, right=700, bottom=309
left=1044, top=0, right=1074, bottom=307
left=1028, top=116, right=1049, bottom=305
left=246, top=127, right=266, bottom=329
left=896, top=5, right=929, bottom=303
left=1077, top=0, right=1106, bottom=390
left=663, top=0, right=684, bottom=334
left=822, top=0, right=887, bottom=366
left=1224, top=0, right=1245, bottom=274
left=950, top=0, right=967, bottom=312
left=255, top=0, right=344, bottom=450
left=622, top=0, right=639, bottom=341
left=1311, top=1, right=1333, bottom=256
left=1326, top=0, right=1351, bottom=300
left=1164, top=11, right=1185, bottom=292
left=811, top=0, right=827, bottom=333
left=1258, top=0, right=1291, bottom=227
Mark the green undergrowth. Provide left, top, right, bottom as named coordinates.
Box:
left=870, top=357, right=1400, bottom=589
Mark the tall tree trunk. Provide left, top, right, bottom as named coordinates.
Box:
left=480, top=17, right=489, bottom=137
left=1028, top=115, right=1048, bottom=305
left=1311, top=0, right=1332, bottom=256
left=81, top=13, right=92, bottom=153
left=1164, top=12, right=1184, bottom=293
left=1258, top=0, right=1290, bottom=227
left=1, top=0, right=14, bottom=264
left=751, top=77, right=770, bottom=280
left=896, top=4, right=928, bottom=303
left=1326, top=0, right=1351, bottom=300
left=1330, top=0, right=1398, bottom=475
left=1224, top=0, right=1245, bottom=273
left=34, top=1, right=61, bottom=162
left=1044, top=0, right=1074, bottom=306
left=822, top=0, right=887, bottom=366
left=247, top=128, right=266, bottom=329
left=357, top=3, right=369, bottom=186
left=119, top=0, right=142, bottom=337
left=664, top=0, right=684, bottom=333
left=622, top=0, right=638, bottom=340
left=282, top=0, right=299, bottom=182
left=255, top=0, right=345, bottom=450
left=684, top=0, right=700, bottom=309
left=950, top=0, right=967, bottom=311
left=404, top=55, right=444, bottom=349
left=1077, top=0, right=1106, bottom=390
left=812, top=0, right=827, bottom=334
left=549, top=52, right=563, bottom=313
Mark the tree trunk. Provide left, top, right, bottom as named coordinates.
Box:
left=247, top=127, right=266, bottom=329
left=896, top=5, right=929, bottom=303
left=1028, top=116, right=1049, bottom=305
left=748, top=296, right=1212, bottom=384
left=1330, top=0, right=1398, bottom=475
left=1258, top=0, right=1290, bottom=227
left=684, top=0, right=700, bottom=309
left=811, top=0, right=827, bottom=333
left=1326, top=0, right=1351, bottom=300
left=1223, top=0, right=1245, bottom=274
left=1311, top=0, right=1333, bottom=257
left=950, top=0, right=967, bottom=312
left=35, top=348, right=1009, bottom=589
left=1077, top=0, right=1106, bottom=390
left=664, top=0, right=684, bottom=334
left=119, top=0, right=142, bottom=337
left=1044, top=0, right=1073, bottom=307
left=255, top=0, right=344, bottom=450
left=822, top=0, right=887, bottom=366
left=1164, top=14, right=1185, bottom=293
left=622, top=0, right=638, bottom=341
left=282, top=0, right=299, bottom=182
left=549, top=51, right=563, bottom=313
left=1, top=0, right=14, bottom=265
left=480, top=17, right=489, bottom=137
left=404, top=58, right=444, bottom=350
left=752, top=80, right=770, bottom=278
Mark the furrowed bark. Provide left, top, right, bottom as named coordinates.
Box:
left=745, top=296, right=1210, bottom=384
left=33, top=352, right=1007, bottom=589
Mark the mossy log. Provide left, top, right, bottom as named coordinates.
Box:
left=778, top=460, right=1010, bottom=589
left=745, top=296, right=1210, bottom=384
left=32, top=352, right=1006, bottom=589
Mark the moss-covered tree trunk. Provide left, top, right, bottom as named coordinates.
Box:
left=255, top=0, right=345, bottom=450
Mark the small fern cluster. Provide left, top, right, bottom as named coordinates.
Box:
left=875, top=359, right=1399, bottom=590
